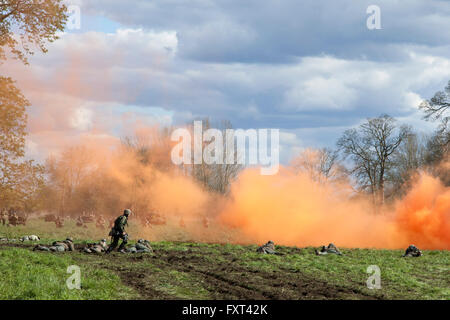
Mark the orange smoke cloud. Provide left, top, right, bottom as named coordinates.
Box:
left=218, top=166, right=450, bottom=250
left=36, top=124, right=450, bottom=250
left=27, top=123, right=450, bottom=250
left=394, top=173, right=450, bottom=250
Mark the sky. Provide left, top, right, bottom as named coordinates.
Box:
left=3, top=0, right=450, bottom=164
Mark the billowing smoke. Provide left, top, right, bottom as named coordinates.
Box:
left=218, top=166, right=449, bottom=249
left=394, top=172, right=450, bottom=249
left=43, top=133, right=449, bottom=249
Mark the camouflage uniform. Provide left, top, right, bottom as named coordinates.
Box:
left=315, top=243, right=342, bottom=255
left=106, top=209, right=131, bottom=253
left=126, top=239, right=153, bottom=253
left=257, top=240, right=277, bottom=254
left=33, top=238, right=75, bottom=252
left=83, top=239, right=107, bottom=253
left=402, top=244, right=422, bottom=257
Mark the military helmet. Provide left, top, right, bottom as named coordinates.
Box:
left=124, top=209, right=132, bottom=216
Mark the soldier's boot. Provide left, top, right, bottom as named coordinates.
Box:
left=94, top=247, right=103, bottom=254
left=105, top=246, right=114, bottom=254
left=117, top=234, right=128, bottom=252
left=118, top=242, right=127, bottom=253
left=33, top=245, right=49, bottom=251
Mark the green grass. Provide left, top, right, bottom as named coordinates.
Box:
left=0, top=218, right=448, bottom=300
left=234, top=246, right=450, bottom=299
left=0, top=248, right=138, bottom=300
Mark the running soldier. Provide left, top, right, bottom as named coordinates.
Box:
left=106, top=209, right=131, bottom=253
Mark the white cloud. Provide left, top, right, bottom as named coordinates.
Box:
left=284, top=77, right=357, bottom=111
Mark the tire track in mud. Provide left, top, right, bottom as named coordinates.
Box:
left=147, top=250, right=378, bottom=300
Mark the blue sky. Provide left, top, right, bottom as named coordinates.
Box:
left=6, top=0, right=450, bottom=163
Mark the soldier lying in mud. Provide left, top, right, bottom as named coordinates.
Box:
left=402, top=244, right=422, bottom=257
left=2, top=235, right=40, bottom=242
left=125, top=239, right=153, bottom=253
left=33, top=237, right=75, bottom=252
left=256, top=240, right=284, bottom=255
left=20, top=235, right=40, bottom=242
left=315, top=243, right=342, bottom=256
left=83, top=239, right=108, bottom=254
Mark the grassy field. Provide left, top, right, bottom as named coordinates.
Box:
left=0, top=218, right=449, bottom=300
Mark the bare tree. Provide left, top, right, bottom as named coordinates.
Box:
left=337, top=114, right=410, bottom=206
left=209, top=120, right=244, bottom=194
left=387, top=131, right=426, bottom=198
left=188, top=119, right=243, bottom=194
left=291, top=148, right=346, bottom=184
left=121, top=127, right=173, bottom=171
left=419, top=80, right=450, bottom=148
left=45, top=146, right=93, bottom=215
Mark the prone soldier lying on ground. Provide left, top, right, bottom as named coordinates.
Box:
left=315, top=243, right=342, bottom=255
left=402, top=244, right=422, bottom=257
left=0, top=235, right=19, bottom=242
left=256, top=240, right=277, bottom=254
left=33, top=237, right=75, bottom=252
left=83, top=239, right=107, bottom=253
left=20, top=235, right=40, bottom=242
left=126, top=239, right=153, bottom=253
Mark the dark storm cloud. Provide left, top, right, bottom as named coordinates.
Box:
left=79, top=0, right=450, bottom=63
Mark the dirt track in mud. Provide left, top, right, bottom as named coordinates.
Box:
left=76, top=246, right=380, bottom=300
left=0, top=242, right=381, bottom=300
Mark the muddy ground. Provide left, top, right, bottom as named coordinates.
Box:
left=1, top=242, right=387, bottom=300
